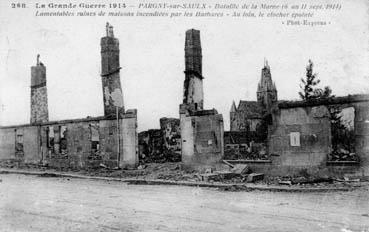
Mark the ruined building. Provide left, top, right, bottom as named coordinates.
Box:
left=266, top=95, right=369, bottom=177
left=230, top=60, right=277, bottom=137
left=0, top=23, right=138, bottom=169
left=30, top=55, right=48, bottom=124
left=101, top=22, right=125, bottom=118
left=226, top=60, right=369, bottom=178
left=180, top=29, right=224, bottom=166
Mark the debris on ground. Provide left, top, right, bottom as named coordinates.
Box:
left=278, top=180, right=292, bottom=185
left=291, top=177, right=333, bottom=185
left=199, top=173, right=221, bottom=182
left=0, top=159, right=363, bottom=189
left=223, top=142, right=270, bottom=160
left=222, top=160, right=234, bottom=168
left=205, top=168, right=214, bottom=174
left=231, top=164, right=250, bottom=175
left=99, top=163, right=108, bottom=169
left=328, top=148, right=359, bottom=162
left=247, top=173, right=264, bottom=183
left=137, top=164, right=147, bottom=170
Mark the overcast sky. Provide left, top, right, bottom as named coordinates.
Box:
left=0, top=0, right=368, bottom=131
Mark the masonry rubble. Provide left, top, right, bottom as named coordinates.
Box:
left=138, top=117, right=181, bottom=163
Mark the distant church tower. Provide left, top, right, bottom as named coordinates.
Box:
left=257, top=60, right=277, bottom=111
left=230, top=100, right=237, bottom=131
left=30, top=54, right=49, bottom=124
left=101, top=22, right=124, bottom=118
left=183, top=29, right=203, bottom=111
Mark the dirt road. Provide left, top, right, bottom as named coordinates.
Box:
left=0, top=174, right=368, bottom=231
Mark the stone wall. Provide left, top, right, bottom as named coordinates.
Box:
left=30, top=64, right=48, bottom=124
left=268, top=106, right=331, bottom=171
left=0, top=128, right=16, bottom=160
left=180, top=111, right=224, bottom=166
left=183, top=29, right=204, bottom=110
left=0, top=113, right=138, bottom=169
left=268, top=95, right=369, bottom=177
left=100, top=28, right=125, bottom=118
left=30, top=86, right=48, bottom=124
left=354, top=101, right=369, bottom=176
left=121, top=113, right=138, bottom=167
left=23, top=126, right=41, bottom=163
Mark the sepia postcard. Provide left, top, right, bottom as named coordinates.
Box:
left=0, top=0, right=368, bottom=231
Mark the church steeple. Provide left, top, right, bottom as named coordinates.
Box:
left=230, top=100, right=236, bottom=113
left=229, top=100, right=238, bottom=131
left=257, top=59, right=277, bottom=111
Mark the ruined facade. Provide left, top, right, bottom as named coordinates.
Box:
left=101, top=23, right=124, bottom=118
left=230, top=61, right=277, bottom=134
left=264, top=94, right=369, bottom=177
left=180, top=29, right=224, bottom=166
left=0, top=23, right=138, bottom=169
left=0, top=114, right=138, bottom=169
left=30, top=55, right=48, bottom=124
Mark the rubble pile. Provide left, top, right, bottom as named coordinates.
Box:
left=224, top=143, right=269, bottom=160
left=328, top=148, right=359, bottom=162
left=141, top=150, right=181, bottom=163
left=138, top=125, right=182, bottom=163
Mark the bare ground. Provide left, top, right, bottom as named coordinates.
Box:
left=0, top=173, right=369, bottom=232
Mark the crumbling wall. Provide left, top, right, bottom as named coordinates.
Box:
left=30, top=86, right=48, bottom=123
left=181, top=113, right=224, bottom=165
left=0, top=115, right=138, bottom=169
left=180, top=116, right=195, bottom=163
left=223, top=131, right=269, bottom=160
left=100, top=29, right=125, bottom=118
left=184, top=77, right=204, bottom=109
left=40, top=126, right=48, bottom=163
left=66, top=122, right=91, bottom=168
left=23, top=126, right=40, bottom=163
left=99, top=119, right=119, bottom=167
left=354, top=102, right=369, bottom=176
left=269, top=106, right=331, bottom=168
left=0, top=126, right=41, bottom=164
left=0, top=128, right=16, bottom=160
left=160, top=117, right=181, bottom=156
left=30, top=64, right=48, bottom=124
left=183, top=29, right=204, bottom=110
left=101, top=73, right=125, bottom=118
left=121, top=115, right=138, bottom=167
